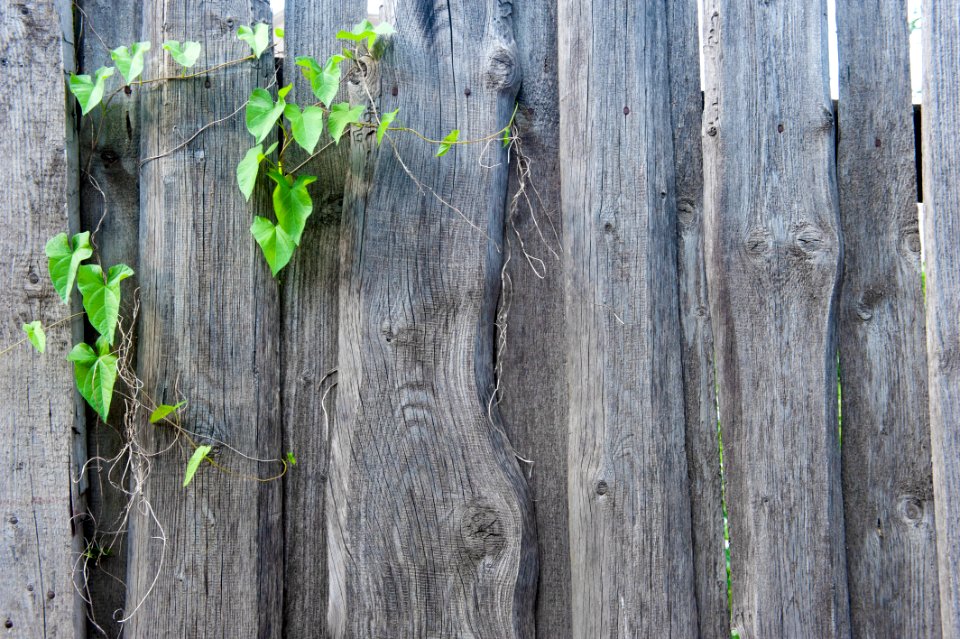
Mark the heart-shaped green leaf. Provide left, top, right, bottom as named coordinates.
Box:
left=336, top=19, right=395, bottom=51
left=68, top=66, right=115, bottom=116
left=162, top=40, right=202, bottom=68
left=246, top=87, right=287, bottom=144
left=284, top=104, right=325, bottom=154
left=377, top=108, right=399, bottom=145
left=437, top=129, right=460, bottom=157
left=22, top=321, right=45, bottom=354
left=236, top=141, right=278, bottom=201
left=237, top=23, right=271, bottom=58
left=45, top=231, right=94, bottom=303
left=183, top=445, right=212, bottom=487
left=68, top=341, right=118, bottom=421
left=251, top=216, right=297, bottom=276
left=111, top=41, right=151, bottom=84
left=295, top=54, right=345, bottom=107
left=267, top=170, right=317, bottom=244
left=149, top=400, right=187, bottom=424
left=328, top=102, right=365, bottom=144
left=77, top=263, right=134, bottom=345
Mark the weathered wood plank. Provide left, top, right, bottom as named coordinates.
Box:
left=497, top=0, right=569, bottom=635
left=280, top=1, right=362, bottom=636
left=328, top=1, right=537, bottom=635
left=670, top=0, right=728, bottom=636
left=75, top=1, right=142, bottom=634
left=126, top=2, right=282, bottom=636
left=836, top=1, right=941, bottom=635
left=0, top=1, right=84, bottom=636
left=557, top=0, right=699, bottom=635
left=922, top=1, right=960, bottom=633
left=701, top=0, right=851, bottom=636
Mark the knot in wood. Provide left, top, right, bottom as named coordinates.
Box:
left=897, top=495, right=925, bottom=525
left=485, top=44, right=520, bottom=91
left=458, top=502, right=506, bottom=562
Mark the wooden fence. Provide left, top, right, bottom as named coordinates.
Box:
left=1, top=0, right=959, bottom=637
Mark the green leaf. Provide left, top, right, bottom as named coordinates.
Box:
left=337, top=19, right=395, bottom=51
left=274, top=27, right=285, bottom=39
left=149, top=401, right=186, bottom=424
left=22, top=321, right=45, bottom=354
left=162, top=41, right=202, bottom=68
left=110, top=41, right=151, bottom=84
left=68, top=342, right=118, bottom=421
left=267, top=170, right=317, bottom=243
left=251, top=216, right=297, bottom=276
left=45, top=231, right=94, bottom=303
left=77, top=263, right=134, bottom=345
left=295, top=55, right=345, bottom=107
left=237, top=23, right=271, bottom=58
left=284, top=104, right=325, bottom=154
left=377, top=108, right=399, bottom=145
left=286, top=451, right=297, bottom=466
left=68, top=66, right=115, bottom=116
left=183, top=444, right=212, bottom=487
left=245, top=87, right=287, bottom=144
left=236, top=141, right=277, bottom=201
left=436, top=129, right=460, bottom=157
left=328, top=103, right=365, bottom=144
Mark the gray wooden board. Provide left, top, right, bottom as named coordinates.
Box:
left=701, top=0, right=851, bottom=636
left=0, top=0, right=84, bottom=636
left=327, top=0, right=537, bottom=635
left=497, top=0, right=570, bottom=635
left=75, top=1, right=143, bottom=635
left=126, top=1, right=282, bottom=636
left=836, top=0, right=941, bottom=635
left=670, top=1, right=728, bottom=636
left=557, top=0, right=699, bottom=635
left=279, top=2, right=364, bottom=637
left=922, top=0, right=960, bottom=634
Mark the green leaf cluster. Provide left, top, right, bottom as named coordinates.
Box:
left=336, top=19, right=395, bottom=56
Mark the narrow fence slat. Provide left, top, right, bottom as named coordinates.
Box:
left=327, top=0, right=536, bottom=635
left=836, top=1, right=941, bottom=636
left=498, top=0, right=570, bottom=635
left=922, top=1, right=960, bottom=633
left=126, top=2, right=282, bottom=636
left=701, top=0, right=850, bottom=636
left=670, top=1, right=728, bottom=636
left=75, top=1, right=142, bottom=634
left=280, top=2, right=362, bottom=636
left=0, top=1, right=83, bottom=635
left=557, top=0, right=699, bottom=635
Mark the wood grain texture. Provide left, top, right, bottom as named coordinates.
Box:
left=127, top=1, right=283, bottom=636
left=922, top=0, right=960, bottom=634
left=496, top=0, right=570, bottom=635
left=557, top=0, right=699, bottom=635
left=0, top=1, right=84, bottom=636
left=280, top=1, right=362, bottom=636
left=701, top=0, right=851, bottom=636
left=836, top=1, right=941, bottom=635
left=669, top=1, right=728, bottom=636
left=76, top=1, right=143, bottom=635
left=328, top=0, right=537, bottom=635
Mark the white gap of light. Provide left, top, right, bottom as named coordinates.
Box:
left=269, top=0, right=380, bottom=17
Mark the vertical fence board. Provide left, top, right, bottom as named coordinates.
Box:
left=127, top=2, right=282, bottom=636
left=280, top=1, right=362, bottom=636
left=836, top=1, right=941, bottom=636
left=327, top=0, right=536, bottom=635
left=75, top=1, right=142, bottom=634
left=0, top=1, right=83, bottom=636
left=557, top=0, right=699, bottom=635
left=498, top=0, right=569, bottom=635
left=701, top=0, right=851, bottom=636
left=922, top=0, right=960, bottom=633
left=670, top=1, right=728, bottom=637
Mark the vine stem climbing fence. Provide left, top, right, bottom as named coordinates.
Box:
left=1, top=0, right=959, bottom=637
